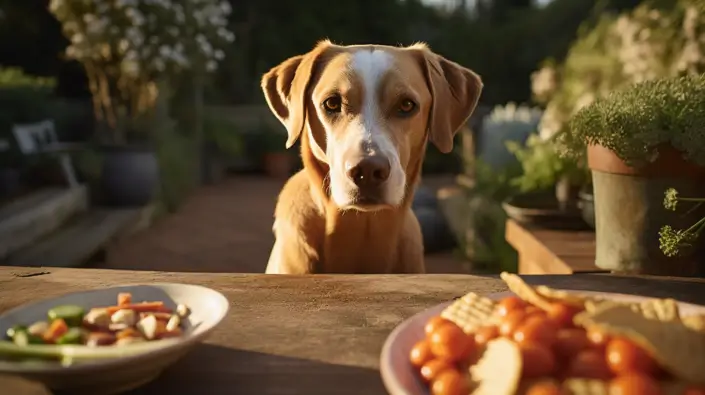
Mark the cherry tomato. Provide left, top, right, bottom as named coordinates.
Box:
left=566, top=349, right=613, bottom=380
left=587, top=328, right=610, bottom=350
left=525, top=380, right=564, bottom=395
left=499, top=309, right=527, bottom=337
left=497, top=296, right=526, bottom=317
left=420, top=359, right=454, bottom=382
left=554, top=328, right=591, bottom=360
left=519, top=341, right=556, bottom=378
left=431, top=369, right=469, bottom=395
left=546, top=303, right=580, bottom=328
left=429, top=322, right=472, bottom=362
left=425, top=316, right=453, bottom=337
left=513, top=315, right=558, bottom=346
left=606, top=337, right=659, bottom=376
left=410, top=340, right=434, bottom=367
left=474, top=325, right=499, bottom=346
left=609, top=373, right=663, bottom=395
left=683, top=387, right=705, bottom=395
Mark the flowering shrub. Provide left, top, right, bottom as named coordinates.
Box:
left=534, top=0, right=705, bottom=143
left=49, top=0, right=234, bottom=140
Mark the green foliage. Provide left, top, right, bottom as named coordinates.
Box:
left=507, top=134, right=589, bottom=192
left=566, top=74, right=705, bottom=167
left=203, top=112, right=243, bottom=158
left=659, top=188, right=705, bottom=257
left=153, top=118, right=197, bottom=213
left=0, top=68, right=57, bottom=168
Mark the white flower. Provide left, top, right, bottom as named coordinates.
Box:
left=206, top=60, right=218, bottom=72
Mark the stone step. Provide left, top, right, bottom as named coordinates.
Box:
left=4, top=206, right=151, bottom=268
left=0, top=186, right=88, bottom=259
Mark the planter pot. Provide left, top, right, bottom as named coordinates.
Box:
left=577, top=186, right=595, bottom=230
left=502, top=191, right=587, bottom=231
left=99, top=145, right=159, bottom=207
left=263, top=152, right=295, bottom=179
left=588, top=144, right=705, bottom=276
left=555, top=176, right=581, bottom=212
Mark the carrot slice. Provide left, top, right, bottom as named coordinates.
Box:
left=117, top=293, right=132, bottom=306
left=116, top=327, right=141, bottom=340
left=106, top=301, right=170, bottom=315
left=43, top=318, right=68, bottom=342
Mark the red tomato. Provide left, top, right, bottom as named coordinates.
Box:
left=499, top=309, right=527, bottom=337
left=474, top=325, right=499, bottom=346
left=546, top=303, right=580, bottom=328
left=420, top=359, right=454, bottom=382
left=519, top=342, right=556, bottom=378
left=430, top=369, right=470, bottom=395
left=609, top=373, right=662, bottom=395
left=553, top=328, right=591, bottom=359
left=566, top=349, right=614, bottom=380
left=513, top=315, right=558, bottom=347
left=425, top=316, right=453, bottom=337
left=497, top=296, right=527, bottom=317
left=525, top=380, right=565, bottom=395
left=410, top=340, right=434, bottom=367
left=429, top=322, right=473, bottom=363
left=606, top=337, right=660, bottom=376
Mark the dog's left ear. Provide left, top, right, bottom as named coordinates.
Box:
left=261, top=41, right=333, bottom=149
left=414, top=47, right=483, bottom=153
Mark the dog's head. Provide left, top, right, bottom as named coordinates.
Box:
left=261, top=40, right=483, bottom=211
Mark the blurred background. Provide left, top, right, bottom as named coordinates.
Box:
left=0, top=0, right=698, bottom=275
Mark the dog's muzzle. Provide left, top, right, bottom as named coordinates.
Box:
left=344, top=154, right=391, bottom=205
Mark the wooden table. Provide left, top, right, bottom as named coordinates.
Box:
left=505, top=218, right=603, bottom=275
left=2, top=267, right=705, bottom=394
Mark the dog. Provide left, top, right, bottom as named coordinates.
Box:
left=260, top=40, right=483, bottom=274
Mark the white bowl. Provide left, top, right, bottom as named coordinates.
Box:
left=380, top=291, right=705, bottom=395
left=0, top=283, right=229, bottom=395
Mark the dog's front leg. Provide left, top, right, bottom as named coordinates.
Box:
left=392, top=210, right=426, bottom=273
left=265, top=220, right=320, bottom=274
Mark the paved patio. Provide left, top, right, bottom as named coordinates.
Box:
left=100, top=175, right=469, bottom=274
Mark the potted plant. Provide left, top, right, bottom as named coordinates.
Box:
left=563, top=74, right=705, bottom=275
left=260, top=129, right=297, bottom=179
left=49, top=0, right=234, bottom=206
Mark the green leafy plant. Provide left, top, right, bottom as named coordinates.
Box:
left=659, top=188, right=705, bottom=257
left=564, top=74, right=705, bottom=167
left=204, top=114, right=243, bottom=158
left=507, top=134, right=588, bottom=193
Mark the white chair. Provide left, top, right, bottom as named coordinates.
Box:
left=12, top=120, right=80, bottom=188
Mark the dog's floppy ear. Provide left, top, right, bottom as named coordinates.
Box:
left=261, top=41, right=333, bottom=149
left=415, top=47, right=483, bottom=153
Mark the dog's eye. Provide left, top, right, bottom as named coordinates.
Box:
left=398, top=99, right=416, bottom=115
left=322, top=96, right=342, bottom=113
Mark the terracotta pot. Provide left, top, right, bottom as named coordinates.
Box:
left=263, top=152, right=295, bottom=179
left=588, top=143, right=705, bottom=276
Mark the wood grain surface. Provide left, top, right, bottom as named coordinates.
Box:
left=1, top=267, right=704, bottom=395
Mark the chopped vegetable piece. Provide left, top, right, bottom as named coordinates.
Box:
left=105, top=302, right=168, bottom=315
left=27, top=321, right=49, bottom=337
left=116, top=327, right=142, bottom=340
left=12, top=330, right=44, bottom=346
left=6, top=325, right=26, bottom=340
left=42, top=318, right=69, bottom=343
left=86, top=332, right=116, bottom=347
left=176, top=304, right=190, bottom=318
left=166, top=315, right=181, bottom=332
left=56, top=328, right=84, bottom=345
left=136, top=315, right=159, bottom=340
left=83, top=308, right=110, bottom=328
left=47, top=305, right=85, bottom=327
left=117, top=293, right=132, bottom=306
left=111, top=309, right=137, bottom=326
left=115, top=336, right=145, bottom=346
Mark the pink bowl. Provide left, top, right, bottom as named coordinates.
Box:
left=379, top=290, right=705, bottom=395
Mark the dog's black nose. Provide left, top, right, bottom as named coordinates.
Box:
left=346, top=156, right=391, bottom=188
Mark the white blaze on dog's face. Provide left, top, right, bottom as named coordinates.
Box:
left=309, top=48, right=430, bottom=210
left=261, top=41, right=483, bottom=211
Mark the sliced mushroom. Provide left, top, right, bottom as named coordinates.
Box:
left=111, top=309, right=137, bottom=326
left=166, top=315, right=181, bottom=332
left=136, top=314, right=158, bottom=340
left=83, top=308, right=111, bottom=328
left=176, top=304, right=190, bottom=318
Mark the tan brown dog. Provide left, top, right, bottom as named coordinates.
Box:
left=261, top=40, right=483, bottom=274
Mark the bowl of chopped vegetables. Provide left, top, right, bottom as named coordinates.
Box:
left=0, top=283, right=229, bottom=395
